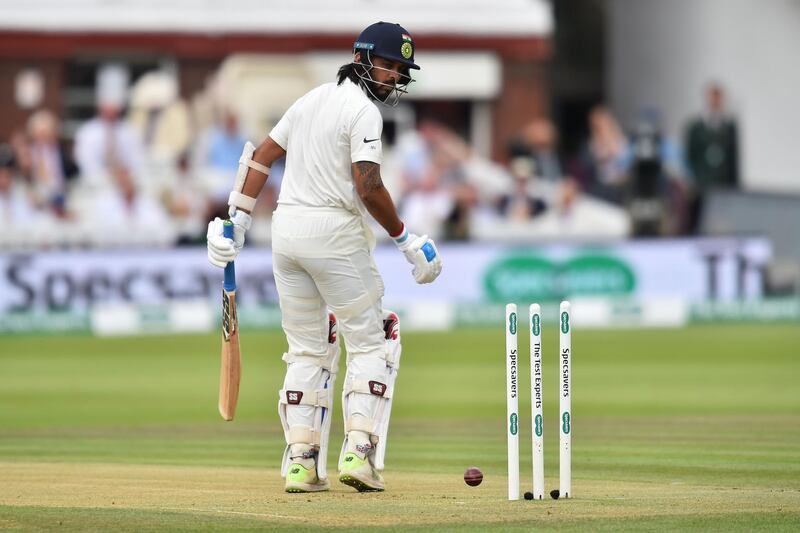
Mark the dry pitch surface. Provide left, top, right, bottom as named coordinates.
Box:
left=2, top=461, right=799, bottom=531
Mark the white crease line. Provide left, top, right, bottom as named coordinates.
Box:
left=160, top=507, right=301, bottom=520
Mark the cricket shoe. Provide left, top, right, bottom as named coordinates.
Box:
left=338, top=449, right=385, bottom=492
left=285, top=462, right=330, bottom=493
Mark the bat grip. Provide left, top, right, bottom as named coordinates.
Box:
left=222, top=220, right=237, bottom=292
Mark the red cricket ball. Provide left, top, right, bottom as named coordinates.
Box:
left=464, top=467, right=483, bottom=487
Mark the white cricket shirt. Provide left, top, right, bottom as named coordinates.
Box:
left=269, top=78, right=383, bottom=217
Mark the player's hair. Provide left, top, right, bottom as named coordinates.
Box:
left=337, top=62, right=362, bottom=87
left=338, top=60, right=383, bottom=104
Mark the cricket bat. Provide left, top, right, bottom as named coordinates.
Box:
left=218, top=220, right=241, bottom=421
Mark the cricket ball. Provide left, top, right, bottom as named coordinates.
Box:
left=463, top=467, right=483, bottom=486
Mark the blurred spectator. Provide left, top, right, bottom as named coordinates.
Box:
left=206, top=110, right=247, bottom=169
left=27, top=110, right=77, bottom=217
left=508, top=118, right=563, bottom=182
left=74, top=64, right=146, bottom=189
left=684, top=83, right=740, bottom=233
left=427, top=124, right=509, bottom=206
left=568, top=105, right=630, bottom=205
left=498, top=157, right=547, bottom=221
left=0, top=143, right=42, bottom=224
left=625, top=111, right=683, bottom=236
left=503, top=117, right=589, bottom=222
left=90, top=158, right=170, bottom=236
left=193, top=108, right=248, bottom=218
left=128, top=70, right=192, bottom=191
left=163, top=152, right=211, bottom=245
left=394, top=120, right=531, bottom=239
left=394, top=122, right=455, bottom=240
left=9, top=129, right=32, bottom=180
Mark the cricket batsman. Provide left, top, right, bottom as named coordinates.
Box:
left=206, top=21, right=443, bottom=493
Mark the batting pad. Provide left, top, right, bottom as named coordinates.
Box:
left=339, top=310, right=401, bottom=472
left=279, top=312, right=340, bottom=481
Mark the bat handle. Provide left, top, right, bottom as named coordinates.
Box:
left=222, top=220, right=237, bottom=292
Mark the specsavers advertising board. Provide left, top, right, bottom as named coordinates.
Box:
left=0, top=238, right=770, bottom=317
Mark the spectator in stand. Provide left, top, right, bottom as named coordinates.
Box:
left=193, top=108, right=248, bottom=219
left=0, top=143, right=44, bottom=227
left=128, top=70, right=192, bottom=194
left=625, top=110, right=687, bottom=236
left=90, top=158, right=171, bottom=243
left=27, top=110, right=77, bottom=218
left=394, top=122, right=455, bottom=240
left=508, top=118, right=563, bottom=182
left=74, top=64, right=145, bottom=190
left=164, top=151, right=211, bottom=245
left=8, top=129, right=32, bottom=181
left=505, top=118, right=590, bottom=222
left=568, top=105, right=630, bottom=205
left=393, top=120, right=514, bottom=240
left=684, top=83, right=740, bottom=233
left=497, top=157, right=547, bottom=221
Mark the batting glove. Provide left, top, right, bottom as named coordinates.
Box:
left=392, top=225, right=443, bottom=284
left=206, top=210, right=252, bottom=268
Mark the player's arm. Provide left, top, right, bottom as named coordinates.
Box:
left=352, top=160, right=404, bottom=237
left=352, top=161, right=442, bottom=284
left=237, top=136, right=286, bottom=213
left=207, top=136, right=285, bottom=269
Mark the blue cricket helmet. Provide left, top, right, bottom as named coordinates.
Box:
left=354, top=21, right=420, bottom=70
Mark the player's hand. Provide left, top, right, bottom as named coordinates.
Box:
left=206, top=210, right=252, bottom=268
left=393, top=226, right=443, bottom=284
left=407, top=234, right=442, bottom=283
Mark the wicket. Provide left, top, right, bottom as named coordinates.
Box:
left=505, top=301, right=572, bottom=501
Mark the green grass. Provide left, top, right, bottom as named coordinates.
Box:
left=1, top=324, right=799, bottom=531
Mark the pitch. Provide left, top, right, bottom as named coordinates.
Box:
left=1, top=324, right=799, bottom=531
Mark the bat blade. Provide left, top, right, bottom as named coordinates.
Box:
left=219, top=288, right=241, bottom=421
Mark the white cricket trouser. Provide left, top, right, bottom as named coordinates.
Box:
left=271, top=206, right=388, bottom=439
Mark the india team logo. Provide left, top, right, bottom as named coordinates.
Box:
left=401, top=42, right=413, bottom=59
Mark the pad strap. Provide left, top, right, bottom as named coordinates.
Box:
left=348, top=345, right=399, bottom=368
left=279, top=388, right=332, bottom=408
left=288, top=425, right=320, bottom=446
left=384, top=344, right=400, bottom=369
left=282, top=352, right=338, bottom=372
left=345, top=415, right=374, bottom=434
left=343, top=378, right=392, bottom=399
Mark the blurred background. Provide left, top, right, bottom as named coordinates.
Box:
left=0, top=0, right=798, bottom=334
